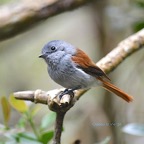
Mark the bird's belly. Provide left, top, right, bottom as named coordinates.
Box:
left=48, top=66, right=98, bottom=89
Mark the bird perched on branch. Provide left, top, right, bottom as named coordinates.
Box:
left=39, top=40, right=133, bottom=102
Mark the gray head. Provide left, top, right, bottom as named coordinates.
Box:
left=39, top=40, right=76, bottom=61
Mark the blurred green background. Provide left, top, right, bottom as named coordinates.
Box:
left=0, top=0, right=144, bottom=144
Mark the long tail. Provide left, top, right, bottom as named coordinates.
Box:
left=99, top=79, right=133, bottom=102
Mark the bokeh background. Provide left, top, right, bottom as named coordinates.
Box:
left=0, top=0, right=144, bottom=144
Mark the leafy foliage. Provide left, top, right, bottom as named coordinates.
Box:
left=0, top=95, right=55, bottom=144
left=133, top=21, right=144, bottom=32
left=1, top=96, right=11, bottom=128
left=9, top=94, right=28, bottom=113
left=132, top=0, right=144, bottom=32
left=132, top=0, right=144, bottom=8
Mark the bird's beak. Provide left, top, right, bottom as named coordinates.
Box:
left=39, top=54, right=46, bottom=59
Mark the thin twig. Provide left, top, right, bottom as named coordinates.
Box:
left=97, top=28, right=144, bottom=72
left=53, top=112, right=66, bottom=144
left=26, top=112, right=40, bottom=140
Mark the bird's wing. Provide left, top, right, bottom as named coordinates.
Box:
left=71, top=48, right=110, bottom=81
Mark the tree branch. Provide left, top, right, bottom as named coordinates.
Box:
left=53, top=112, right=66, bottom=144
left=0, top=0, right=95, bottom=41
left=14, top=29, right=144, bottom=144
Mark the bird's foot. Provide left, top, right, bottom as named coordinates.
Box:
left=59, top=89, right=74, bottom=100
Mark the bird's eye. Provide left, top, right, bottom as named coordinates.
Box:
left=51, top=46, right=56, bottom=51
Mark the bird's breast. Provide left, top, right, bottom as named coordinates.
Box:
left=47, top=53, right=98, bottom=89
left=48, top=59, right=97, bottom=89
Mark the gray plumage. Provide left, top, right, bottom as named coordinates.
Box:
left=39, top=40, right=97, bottom=90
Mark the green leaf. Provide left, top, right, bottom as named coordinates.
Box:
left=95, top=136, right=111, bottom=144
left=17, top=116, right=27, bottom=128
left=132, top=0, right=144, bottom=8
left=31, top=105, right=41, bottom=117
left=133, top=21, right=144, bottom=32
left=9, top=94, right=28, bottom=113
left=1, top=96, right=11, bottom=127
left=13, top=132, right=41, bottom=144
left=17, top=132, right=37, bottom=141
left=40, top=131, right=54, bottom=144
left=40, top=112, right=56, bottom=130
left=122, top=123, right=144, bottom=136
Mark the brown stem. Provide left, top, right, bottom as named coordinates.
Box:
left=53, top=112, right=66, bottom=144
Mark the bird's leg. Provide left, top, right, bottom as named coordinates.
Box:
left=63, top=89, right=69, bottom=94
left=59, top=89, right=73, bottom=99
left=59, top=89, right=69, bottom=99
left=59, top=87, right=80, bottom=99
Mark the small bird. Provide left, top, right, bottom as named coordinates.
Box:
left=39, top=40, right=133, bottom=102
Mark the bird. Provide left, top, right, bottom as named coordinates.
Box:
left=39, top=40, right=133, bottom=102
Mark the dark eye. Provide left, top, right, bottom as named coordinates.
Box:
left=51, top=46, right=56, bottom=51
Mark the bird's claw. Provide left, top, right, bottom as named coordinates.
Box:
left=59, top=89, right=74, bottom=100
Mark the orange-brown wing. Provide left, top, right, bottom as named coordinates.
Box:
left=72, top=48, right=110, bottom=81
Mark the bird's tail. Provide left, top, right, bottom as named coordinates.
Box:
left=100, top=79, right=133, bottom=102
